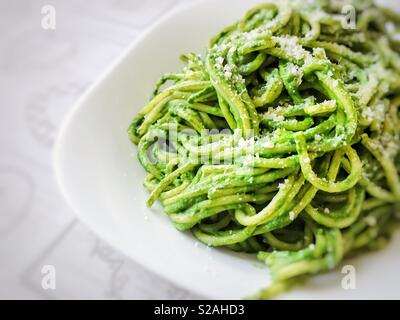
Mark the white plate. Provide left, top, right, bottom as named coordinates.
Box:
left=55, top=0, right=400, bottom=299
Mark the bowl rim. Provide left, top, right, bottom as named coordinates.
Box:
left=53, top=0, right=231, bottom=299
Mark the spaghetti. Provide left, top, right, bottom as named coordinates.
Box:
left=128, top=0, right=400, bottom=298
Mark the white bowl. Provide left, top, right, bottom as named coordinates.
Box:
left=55, top=0, right=400, bottom=299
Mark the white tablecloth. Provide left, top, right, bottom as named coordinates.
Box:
left=0, top=0, right=200, bottom=299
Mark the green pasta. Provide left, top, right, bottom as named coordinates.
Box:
left=128, top=0, right=400, bottom=299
